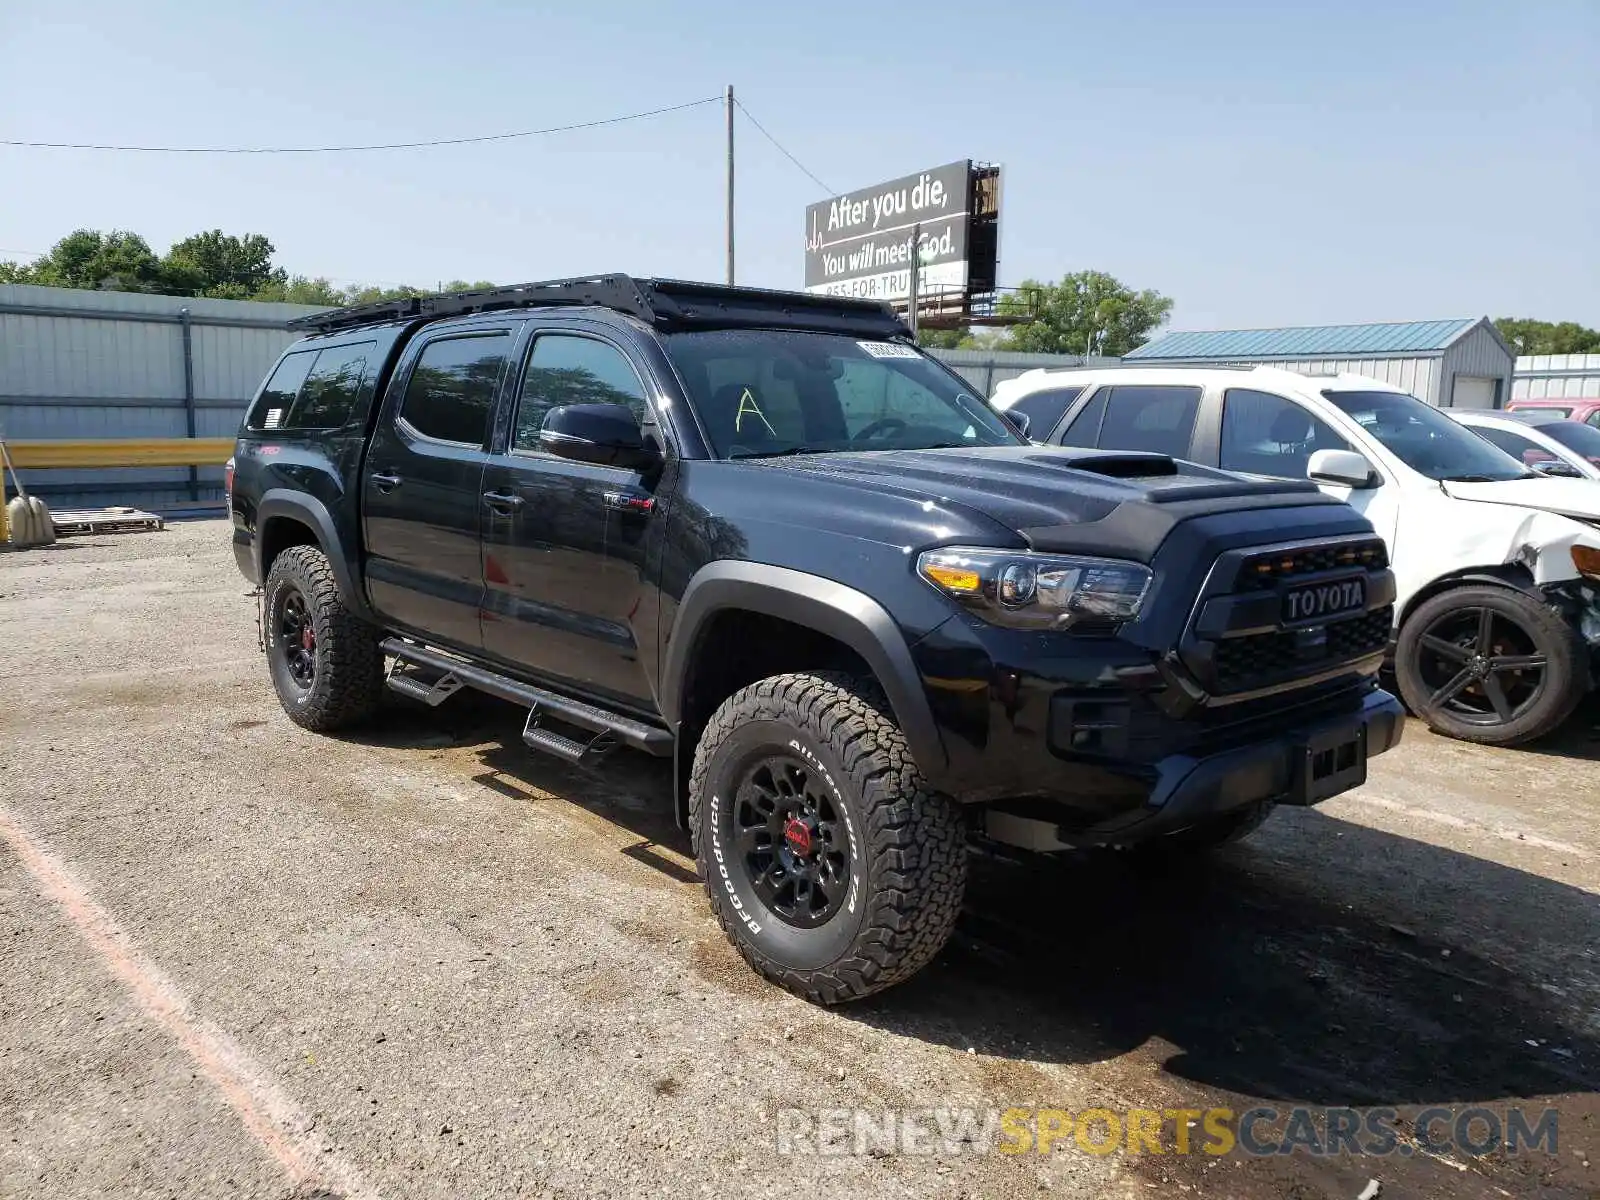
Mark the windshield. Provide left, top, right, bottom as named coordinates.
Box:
left=1539, top=420, right=1600, bottom=466
left=1324, top=390, right=1532, bottom=482
left=663, top=329, right=1023, bottom=458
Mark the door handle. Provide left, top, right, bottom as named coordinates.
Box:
left=482, top=490, right=525, bottom=512
left=369, top=470, right=402, bottom=491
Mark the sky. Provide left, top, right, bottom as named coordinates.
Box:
left=1, top=0, right=1596, bottom=331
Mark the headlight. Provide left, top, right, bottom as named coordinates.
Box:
left=917, top=546, right=1152, bottom=630
left=1573, top=544, right=1600, bottom=582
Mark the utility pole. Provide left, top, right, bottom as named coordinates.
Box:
left=725, top=84, right=735, bottom=285
left=907, top=222, right=922, bottom=339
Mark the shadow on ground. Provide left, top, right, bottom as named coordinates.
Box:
left=344, top=691, right=1599, bottom=1118
left=1522, top=692, right=1600, bottom=762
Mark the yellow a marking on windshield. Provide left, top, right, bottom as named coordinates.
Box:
left=736, top=388, right=776, bottom=436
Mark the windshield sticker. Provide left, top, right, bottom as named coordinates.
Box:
left=857, top=341, right=921, bottom=359
left=262, top=408, right=283, bottom=429
left=735, top=387, right=776, bottom=436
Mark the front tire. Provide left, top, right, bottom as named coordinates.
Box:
left=689, top=672, right=966, bottom=1004
left=263, top=545, right=384, bottom=732
left=1394, top=585, right=1586, bottom=746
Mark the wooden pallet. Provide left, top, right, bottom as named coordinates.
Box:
left=49, top=507, right=166, bottom=536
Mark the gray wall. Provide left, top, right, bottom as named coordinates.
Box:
left=929, top=348, right=1117, bottom=392
left=0, top=284, right=327, bottom=509
left=1435, top=321, right=1517, bottom=408
left=1512, top=353, right=1600, bottom=400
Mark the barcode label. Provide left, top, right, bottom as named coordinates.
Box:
left=857, top=341, right=921, bottom=359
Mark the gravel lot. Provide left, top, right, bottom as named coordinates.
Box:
left=3, top=519, right=1597, bottom=1199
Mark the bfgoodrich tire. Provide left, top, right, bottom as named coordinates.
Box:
left=263, top=544, right=385, bottom=732
left=1395, top=585, right=1586, bottom=747
left=689, top=672, right=966, bottom=1004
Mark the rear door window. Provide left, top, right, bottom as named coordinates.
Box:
left=247, top=351, right=315, bottom=430
left=285, top=343, right=375, bottom=430
left=1095, top=385, right=1201, bottom=458
left=1007, top=386, right=1083, bottom=436
left=398, top=333, right=512, bottom=447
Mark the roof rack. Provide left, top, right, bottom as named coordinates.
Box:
left=287, top=274, right=911, bottom=339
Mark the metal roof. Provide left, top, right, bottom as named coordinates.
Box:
left=1126, top=317, right=1481, bottom=360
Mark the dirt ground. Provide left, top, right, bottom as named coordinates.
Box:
left=2, top=519, right=1597, bottom=1199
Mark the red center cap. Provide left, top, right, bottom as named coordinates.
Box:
left=783, top=817, right=812, bottom=857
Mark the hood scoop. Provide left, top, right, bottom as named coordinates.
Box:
left=1030, top=450, right=1178, bottom=478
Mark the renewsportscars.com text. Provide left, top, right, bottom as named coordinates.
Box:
left=774, top=1105, right=1559, bottom=1159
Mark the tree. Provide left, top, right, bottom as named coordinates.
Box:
left=162, top=230, right=284, bottom=299
left=1493, top=317, right=1600, bottom=357
left=249, top=275, right=348, bottom=306
left=915, top=328, right=975, bottom=350
left=0, top=260, right=41, bottom=284
left=19, top=229, right=166, bottom=292
left=0, top=225, right=501, bottom=305
left=998, top=271, right=1174, bottom=357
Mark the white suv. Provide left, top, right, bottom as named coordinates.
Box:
left=993, top=365, right=1600, bottom=745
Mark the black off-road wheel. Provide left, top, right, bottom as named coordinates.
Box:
left=263, top=545, right=385, bottom=732
left=689, top=672, right=966, bottom=1005
left=1395, top=585, right=1586, bottom=746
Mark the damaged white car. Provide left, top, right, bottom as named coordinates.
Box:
left=992, top=366, right=1600, bottom=745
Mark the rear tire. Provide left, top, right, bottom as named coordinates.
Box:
left=1395, top=585, right=1585, bottom=746
left=263, top=545, right=384, bottom=732
left=689, top=672, right=966, bottom=1004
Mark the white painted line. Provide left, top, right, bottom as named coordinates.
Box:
left=1339, top=792, right=1593, bottom=860
left=0, top=805, right=377, bottom=1200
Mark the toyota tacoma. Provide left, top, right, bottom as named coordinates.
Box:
left=229, top=276, right=1403, bottom=1003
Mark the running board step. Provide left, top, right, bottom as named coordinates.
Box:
left=523, top=710, right=619, bottom=765
left=385, top=661, right=465, bottom=707
left=380, top=638, right=673, bottom=757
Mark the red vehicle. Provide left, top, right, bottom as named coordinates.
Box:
left=1506, top=397, right=1600, bottom=427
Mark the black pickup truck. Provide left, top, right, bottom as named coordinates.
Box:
left=229, top=275, right=1403, bottom=1003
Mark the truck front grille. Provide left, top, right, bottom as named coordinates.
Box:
left=1238, top=539, right=1387, bottom=590
left=1213, top=606, right=1393, bottom=694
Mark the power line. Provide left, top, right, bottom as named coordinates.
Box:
left=732, top=98, right=836, bottom=196
left=0, top=95, right=723, bottom=154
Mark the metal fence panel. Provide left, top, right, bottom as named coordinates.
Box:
left=0, top=284, right=325, bottom=507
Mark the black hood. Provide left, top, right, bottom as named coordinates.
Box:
left=762, top=446, right=1345, bottom=559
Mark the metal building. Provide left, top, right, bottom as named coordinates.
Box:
left=1512, top=353, right=1600, bottom=401
left=930, top=348, right=1117, bottom=393
left=1124, top=317, right=1515, bottom=409
left=0, top=284, right=326, bottom=509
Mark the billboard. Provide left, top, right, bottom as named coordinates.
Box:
left=803, top=160, right=976, bottom=305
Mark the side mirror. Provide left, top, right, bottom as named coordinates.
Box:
left=1004, top=410, right=1032, bottom=439
left=1529, top=458, right=1583, bottom=478
left=1307, top=448, right=1378, bottom=489
left=539, top=403, right=658, bottom=470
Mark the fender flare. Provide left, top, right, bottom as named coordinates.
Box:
left=1397, top=564, right=1541, bottom=629
left=255, top=489, right=375, bottom=622
left=661, top=561, right=948, bottom=775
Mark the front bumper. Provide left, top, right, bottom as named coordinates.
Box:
left=910, top=602, right=1403, bottom=846
left=1078, top=686, right=1404, bottom=844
